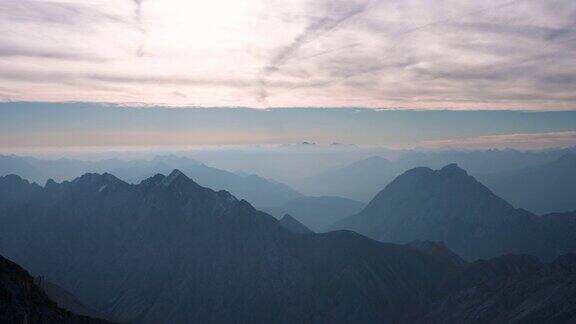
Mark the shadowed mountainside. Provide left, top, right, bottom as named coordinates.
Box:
left=0, top=254, right=111, bottom=323
left=336, top=164, right=576, bottom=261
left=0, top=171, right=457, bottom=323
left=1, top=170, right=575, bottom=322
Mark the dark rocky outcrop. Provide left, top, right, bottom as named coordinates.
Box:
left=0, top=254, right=111, bottom=323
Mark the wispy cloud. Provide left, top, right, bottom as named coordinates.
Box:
left=257, top=0, right=370, bottom=103
left=421, top=131, right=576, bottom=149
left=132, top=0, right=146, bottom=57
left=0, top=0, right=575, bottom=109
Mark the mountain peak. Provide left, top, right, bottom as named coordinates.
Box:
left=161, top=169, right=189, bottom=186
left=337, top=163, right=520, bottom=260
left=440, top=163, right=467, bottom=176
left=0, top=174, right=29, bottom=186
left=72, top=172, right=124, bottom=187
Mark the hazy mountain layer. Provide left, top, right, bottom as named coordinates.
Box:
left=479, top=154, right=576, bottom=214
left=0, top=154, right=302, bottom=207
left=262, top=196, right=365, bottom=232
left=336, top=164, right=576, bottom=261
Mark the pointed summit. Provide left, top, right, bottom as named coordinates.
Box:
left=161, top=169, right=190, bottom=187
left=336, top=164, right=523, bottom=260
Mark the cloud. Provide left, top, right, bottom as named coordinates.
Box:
left=420, top=131, right=576, bottom=149
left=0, top=0, right=125, bottom=26
left=0, top=45, right=106, bottom=62
left=0, top=0, right=576, bottom=109
left=257, top=0, right=370, bottom=102
left=132, top=0, right=146, bottom=57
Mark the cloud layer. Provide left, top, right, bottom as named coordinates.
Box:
left=0, top=0, right=575, bottom=109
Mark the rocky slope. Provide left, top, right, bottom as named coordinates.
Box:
left=0, top=254, right=111, bottom=323
left=421, top=253, right=576, bottom=323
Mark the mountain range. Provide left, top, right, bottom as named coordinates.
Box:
left=295, top=156, right=401, bottom=201
left=297, top=152, right=576, bottom=214
left=0, top=154, right=302, bottom=207
left=478, top=153, right=576, bottom=214
left=1, top=170, right=575, bottom=322
left=336, top=163, right=576, bottom=261
left=0, top=171, right=454, bottom=323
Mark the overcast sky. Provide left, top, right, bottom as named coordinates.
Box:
left=1, top=0, right=575, bottom=109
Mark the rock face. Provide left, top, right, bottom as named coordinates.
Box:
left=0, top=170, right=455, bottom=323
left=0, top=254, right=111, bottom=324
left=336, top=164, right=576, bottom=261
left=278, top=214, right=314, bottom=234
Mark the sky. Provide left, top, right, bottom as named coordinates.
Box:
left=1, top=102, right=575, bottom=149
left=1, top=0, right=576, bottom=109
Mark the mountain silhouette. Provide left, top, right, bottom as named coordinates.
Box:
left=0, top=154, right=302, bottom=207
left=0, top=254, right=111, bottom=323
left=336, top=164, right=576, bottom=261
left=0, top=171, right=458, bottom=323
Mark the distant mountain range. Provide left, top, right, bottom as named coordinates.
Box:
left=1, top=170, right=575, bottom=322
left=0, top=154, right=302, bottom=207
left=297, top=151, right=576, bottom=214
left=478, top=153, right=576, bottom=214
left=0, top=254, right=110, bottom=323
left=262, top=196, right=365, bottom=232
left=295, top=156, right=402, bottom=201
left=336, top=163, right=576, bottom=261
